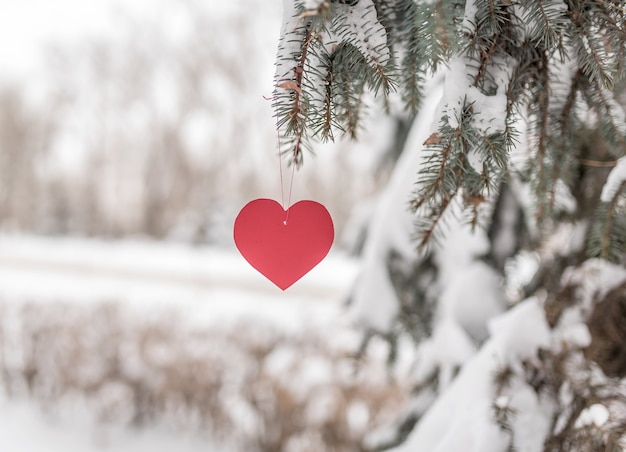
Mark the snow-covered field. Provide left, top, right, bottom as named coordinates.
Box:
left=0, top=401, right=224, bottom=452
left=0, top=235, right=378, bottom=451
left=0, top=235, right=357, bottom=329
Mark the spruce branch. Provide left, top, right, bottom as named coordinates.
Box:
left=523, top=0, right=568, bottom=50
left=272, top=0, right=626, bottom=259
left=532, top=51, right=551, bottom=223
left=415, top=191, right=458, bottom=248
left=274, top=0, right=396, bottom=159
left=579, top=77, right=626, bottom=156
left=569, top=8, right=615, bottom=89
left=322, top=67, right=334, bottom=141
left=274, top=25, right=318, bottom=166
left=472, top=34, right=502, bottom=87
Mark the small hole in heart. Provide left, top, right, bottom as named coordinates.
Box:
left=283, top=220, right=287, bottom=226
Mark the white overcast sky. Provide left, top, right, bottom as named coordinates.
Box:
left=0, top=0, right=279, bottom=79
left=0, top=1, right=148, bottom=76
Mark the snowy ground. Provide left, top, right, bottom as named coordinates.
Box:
left=0, top=401, right=227, bottom=452
left=0, top=234, right=361, bottom=451
left=0, top=235, right=357, bottom=329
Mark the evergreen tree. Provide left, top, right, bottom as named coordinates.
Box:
left=273, top=0, right=626, bottom=450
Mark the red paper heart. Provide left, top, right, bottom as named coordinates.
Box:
left=233, top=198, right=334, bottom=290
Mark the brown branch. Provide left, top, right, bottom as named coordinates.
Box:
left=473, top=35, right=501, bottom=87
left=285, top=30, right=316, bottom=163
left=482, top=133, right=501, bottom=169
left=411, top=136, right=455, bottom=212
left=322, top=70, right=334, bottom=141
left=436, top=141, right=453, bottom=191
left=547, top=71, right=581, bottom=211
left=435, top=0, right=450, bottom=54
left=560, top=70, right=582, bottom=134
left=579, top=158, right=618, bottom=167
left=547, top=67, right=580, bottom=211
left=419, top=190, right=457, bottom=248
left=535, top=52, right=550, bottom=222
left=590, top=78, right=626, bottom=148
left=488, top=0, right=496, bottom=26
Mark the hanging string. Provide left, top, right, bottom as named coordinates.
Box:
left=284, top=163, right=296, bottom=225
left=276, top=128, right=296, bottom=225
left=270, top=92, right=296, bottom=225
left=277, top=128, right=286, bottom=209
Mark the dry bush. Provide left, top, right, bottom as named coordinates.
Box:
left=0, top=300, right=407, bottom=451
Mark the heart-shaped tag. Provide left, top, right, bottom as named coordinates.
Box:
left=233, top=198, right=334, bottom=290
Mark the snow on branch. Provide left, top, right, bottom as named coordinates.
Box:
left=273, top=0, right=394, bottom=164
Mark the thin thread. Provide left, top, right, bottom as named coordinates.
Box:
left=272, top=96, right=295, bottom=224
left=284, top=163, right=296, bottom=225
left=277, top=128, right=285, bottom=209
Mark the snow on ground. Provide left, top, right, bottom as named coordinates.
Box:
left=0, top=401, right=231, bottom=452
left=0, top=234, right=358, bottom=332
left=0, top=234, right=360, bottom=452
